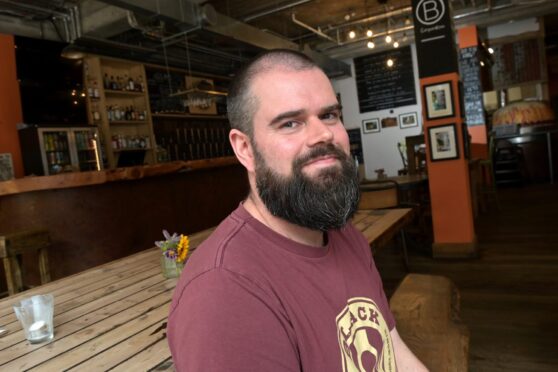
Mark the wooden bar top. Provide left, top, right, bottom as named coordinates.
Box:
left=0, top=157, right=239, bottom=197
left=0, top=209, right=412, bottom=370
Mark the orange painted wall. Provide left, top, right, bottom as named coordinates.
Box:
left=0, top=34, right=24, bottom=178
left=421, top=73, right=475, bottom=243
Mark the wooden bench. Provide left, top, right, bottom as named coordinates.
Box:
left=0, top=229, right=51, bottom=295
left=390, top=273, right=469, bottom=372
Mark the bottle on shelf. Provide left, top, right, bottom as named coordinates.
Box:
left=93, top=81, right=100, bottom=98
left=103, top=73, right=110, bottom=89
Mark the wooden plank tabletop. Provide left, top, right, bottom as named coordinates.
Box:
left=0, top=210, right=411, bottom=370
left=353, top=208, right=414, bottom=250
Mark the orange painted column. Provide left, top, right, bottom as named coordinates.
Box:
left=0, top=34, right=24, bottom=178
left=458, top=25, right=489, bottom=160
left=420, top=73, right=476, bottom=248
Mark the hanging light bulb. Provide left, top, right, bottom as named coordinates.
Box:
left=367, top=41, right=375, bottom=49
left=387, top=59, right=394, bottom=67
left=393, top=41, right=399, bottom=48
left=366, top=29, right=373, bottom=37
left=348, top=30, right=356, bottom=39
left=480, top=61, right=485, bottom=67
left=385, top=34, right=392, bottom=44
left=488, top=47, right=494, bottom=54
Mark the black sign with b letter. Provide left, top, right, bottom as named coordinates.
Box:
left=412, top=0, right=458, bottom=78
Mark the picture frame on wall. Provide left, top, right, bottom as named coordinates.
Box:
left=424, top=81, right=454, bottom=120
left=428, top=123, right=459, bottom=161
left=399, top=112, right=419, bottom=129
left=362, top=118, right=381, bottom=134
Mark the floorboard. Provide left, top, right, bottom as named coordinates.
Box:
left=375, top=183, right=558, bottom=371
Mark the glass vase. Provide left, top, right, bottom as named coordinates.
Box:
left=160, top=255, right=184, bottom=278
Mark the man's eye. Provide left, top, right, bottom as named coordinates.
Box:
left=280, top=120, right=303, bottom=129
left=321, top=112, right=340, bottom=121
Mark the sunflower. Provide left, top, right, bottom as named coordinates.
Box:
left=176, top=234, right=190, bottom=263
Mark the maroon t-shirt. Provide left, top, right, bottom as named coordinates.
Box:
left=168, top=205, right=396, bottom=371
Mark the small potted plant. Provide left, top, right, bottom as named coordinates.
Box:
left=155, top=230, right=190, bottom=278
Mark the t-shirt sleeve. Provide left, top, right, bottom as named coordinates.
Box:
left=168, top=268, right=300, bottom=372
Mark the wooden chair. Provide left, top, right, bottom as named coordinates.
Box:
left=359, top=180, right=410, bottom=270
left=0, top=229, right=52, bottom=295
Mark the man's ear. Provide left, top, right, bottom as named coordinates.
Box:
left=229, top=129, right=255, bottom=172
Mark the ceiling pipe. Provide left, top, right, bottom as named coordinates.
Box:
left=291, top=13, right=338, bottom=44
left=243, top=0, right=313, bottom=22
left=325, top=6, right=412, bottom=32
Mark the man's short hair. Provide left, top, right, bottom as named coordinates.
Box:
left=227, top=49, right=319, bottom=137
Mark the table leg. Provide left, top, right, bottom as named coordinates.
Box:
left=547, top=132, right=554, bottom=184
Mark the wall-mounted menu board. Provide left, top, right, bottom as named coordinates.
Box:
left=354, top=46, right=416, bottom=113
left=458, top=46, right=485, bottom=126
left=491, top=38, right=543, bottom=89
left=146, top=68, right=186, bottom=114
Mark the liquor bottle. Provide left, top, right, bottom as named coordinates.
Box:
left=128, top=76, right=134, bottom=91
left=103, top=73, right=110, bottom=89
left=110, top=76, right=117, bottom=90
left=93, top=82, right=100, bottom=98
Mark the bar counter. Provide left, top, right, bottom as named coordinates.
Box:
left=0, top=158, right=249, bottom=292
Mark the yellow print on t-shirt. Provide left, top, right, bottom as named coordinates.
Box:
left=336, top=297, right=396, bottom=372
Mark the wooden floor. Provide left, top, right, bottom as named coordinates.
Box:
left=375, top=183, right=558, bottom=372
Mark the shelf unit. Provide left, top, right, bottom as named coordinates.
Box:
left=83, top=56, right=156, bottom=169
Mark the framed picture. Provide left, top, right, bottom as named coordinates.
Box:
left=399, top=112, right=419, bottom=129
left=362, top=118, right=380, bottom=134
left=428, top=123, right=459, bottom=161
left=424, top=81, right=454, bottom=120
left=381, top=117, right=397, bottom=128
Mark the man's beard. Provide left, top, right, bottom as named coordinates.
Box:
left=254, top=142, right=360, bottom=232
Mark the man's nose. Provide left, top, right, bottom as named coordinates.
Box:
left=306, top=117, right=334, bottom=146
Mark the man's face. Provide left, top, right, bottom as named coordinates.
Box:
left=250, top=67, right=351, bottom=178
left=249, top=67, right=359, bottom=231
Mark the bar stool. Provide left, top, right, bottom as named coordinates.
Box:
left=0, top=229, right=52, bottom=295
left=478, top=135, right=500, bottom=212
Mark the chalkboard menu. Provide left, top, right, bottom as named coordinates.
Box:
left=354, top=46, right=417, bottom=113
left=146, top=68, right=186, bottom=113
left=491, top=38, right=542, bottom=88
left=458, top=46, right=484, bottom=126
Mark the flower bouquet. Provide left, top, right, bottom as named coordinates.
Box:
left=155, top=230, right=190, bottom=278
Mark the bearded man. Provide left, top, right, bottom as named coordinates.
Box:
left=168, top=49, right=427, bottom=372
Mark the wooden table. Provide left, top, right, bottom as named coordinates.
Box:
left=0, top=210, right=412, bottom=370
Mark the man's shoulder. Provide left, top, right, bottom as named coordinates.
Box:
left=186, top=207, right=250, bottom=272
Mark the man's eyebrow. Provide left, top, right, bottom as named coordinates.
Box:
left=269, top=109, right=305, bottom=126
left=269, top=104, right=342, bottom=126
left=320, top=103, right=342, bottom=114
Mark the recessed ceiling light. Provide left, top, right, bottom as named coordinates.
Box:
left=488, top=47, right=494, bottom=54
left=393, top=41, right=399, bottom=48
left=387, top=58, right=394, bottom=67
left=349, top=30, right=356, bottom=39
left=385, top=35, right=392, bottom=43
left=367, top=41, right=375, bottom=49
left=366, top=29, right=373, bottom=37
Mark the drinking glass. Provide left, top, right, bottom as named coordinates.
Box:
left=13, top=294, right=54, bottom=344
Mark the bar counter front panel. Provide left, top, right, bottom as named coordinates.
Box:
left=0, top=161, right=248, bottom=292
